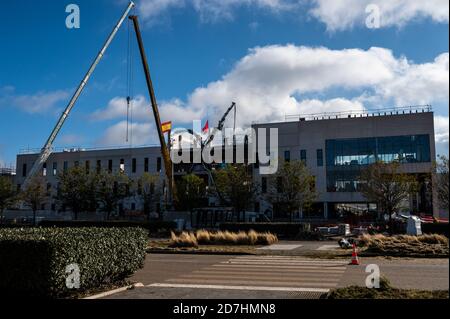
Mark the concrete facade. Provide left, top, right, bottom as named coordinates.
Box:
left=253, top=110, right=437, bottom=219
left=13, top=109, right=438, bottom=220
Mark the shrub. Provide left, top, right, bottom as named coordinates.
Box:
left=0, top=227, right=147, bottom=297
left=422, top=223, right=449, bottom=237
left=170, top=230, right=278, bottom=247
left=195, top=229, right=211, bottom=244
left=219, top=222, right=317, bottom=239
left=170, top=231, right=198, bottom=248
left=39, top=220, right=177, bottom=234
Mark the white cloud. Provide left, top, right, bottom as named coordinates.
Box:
left=97, top=121, right=158, bottom=147
left=144, top=45, right=447, bottom=127
left=93, top=45, right=448, bottom=154
left=0, top=86, right=70, bottom=114
left=310, top=0, right=449, bottom=31
left=137, top=0, right=294, bottom=24
left=435, top=115, right=449, bottom=156
left=57, top=134, right=84, bottom=145
left=91, top=95, right=150, bottom=121
left=378, top=53, right=449, bottom=105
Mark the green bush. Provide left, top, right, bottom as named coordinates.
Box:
left=39, top=220, right=177, bottom=234
left=0, top=227, right=147, bottom=297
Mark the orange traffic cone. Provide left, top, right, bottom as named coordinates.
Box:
left=350, top=243, right=360, bottom=265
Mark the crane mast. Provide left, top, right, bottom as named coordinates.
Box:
left=22, top=1, right=135, bottom=189
left=129, top=15, right=178, bottom=204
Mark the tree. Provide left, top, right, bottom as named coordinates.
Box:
left=0, top=176, right=16, bottom=224
left=136, top=173, right=161, bottom=220
left=176, top=174, right=206, bottom=212
left=266, top=160, right=317, bottom=221
left=435, top=155, right=449, bottom=210
left=96, top=170, right=132, bottom=220
left=21, top=176, right=47, bottom=225
left=214, top=164, right=257, bottom=221
left=359, top=161, right=418, bottom=231
left=56, top=166, right=93, bottom=220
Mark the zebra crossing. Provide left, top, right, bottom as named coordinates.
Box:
left=148, top=255, right=348, bottom=294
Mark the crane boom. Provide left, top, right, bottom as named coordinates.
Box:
left=23, top=1, right=135, bottom=189
left=129, top=15, right=178, bottom=204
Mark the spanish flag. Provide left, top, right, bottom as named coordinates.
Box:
left=161, top=121, right=172, bottom=134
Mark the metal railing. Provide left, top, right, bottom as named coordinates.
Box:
left=284, top=105, right=432, bottom=122
left=18, top=144, right=161, bottom=155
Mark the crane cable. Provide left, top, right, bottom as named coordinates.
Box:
left=126, top=13, right=134, bottom=145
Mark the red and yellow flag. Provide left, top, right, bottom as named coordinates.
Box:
left=161, top=121, right=172, bottom=134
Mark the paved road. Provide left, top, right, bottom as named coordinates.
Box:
left=103, top=253, right=448, bottom=299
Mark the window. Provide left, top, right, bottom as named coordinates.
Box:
left=316, top=149, right=323, bottom=167
left=17, top=184, right=21, bottom=192
left=85, top=160, right=90, bottom=174
left=131, top=203, right=136, bottom=210
left=42, top=163, right=47, bottom=176
left=284, top=150, right=290, bottom=162
left=63, top=161, right=68, bottom=171
left=144, top=158, right=149, bottom=172
left=300, top=150, right=307, bottom=164
left=261, top=177, right=267, bottom=194
left=132, top=158, right=137, bottom=173
left=157, top=157, right=162, bottom=172
left=74, top=161, right=79, bottom=167
left=52, top=162, right=57, bottom=176
left=325, top=135, right=431, bottom=192
left=120, top=159, right=125, bottom=173
left=22, top=163, right=27, bottom=177
left=96, top=160, right=101, bottom=174
left=108, top=160, right=113, bottom=173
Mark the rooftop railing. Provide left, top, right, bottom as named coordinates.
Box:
left=283, top=105, right=432, bottom=122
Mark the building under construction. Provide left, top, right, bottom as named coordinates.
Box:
left=14, top=105, right=440, bottom=222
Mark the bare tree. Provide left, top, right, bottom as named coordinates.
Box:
left=21, top=176, right=47, bottom=225
left=57, top=166, right=93, bottom=220
left=266, top=160, right=317, bottom=221
left=214, top=164, right=257, bottom=221
left=435, top=155, right=449, bottom=210
left=0, top=176, right=17, bottom=224
left=136, top=173, right=161, bottom=220
left=96, top=170, right=132, bottom=220
left=359, top=161, right=418, bottom=231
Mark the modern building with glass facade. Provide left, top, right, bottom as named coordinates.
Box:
left=13, top=106, right=438, bottom=221
left=253, top=106, right=437, bottom=220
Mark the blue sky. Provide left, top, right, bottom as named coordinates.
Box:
left=0, top=0, right=448, bottom=167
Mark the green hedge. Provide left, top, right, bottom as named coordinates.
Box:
left=39, top=220, right=177, bottom=234
left=219, top=222, right=315, bottom=238
left=0, top=227, right=147, bottom=297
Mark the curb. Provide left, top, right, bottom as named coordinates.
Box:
left=83, top=283, right=144, bottom=299
left=146, top=248, right=256, bottom=256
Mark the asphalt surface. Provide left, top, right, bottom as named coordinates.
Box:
left=103, top=250, right=449, bottom=299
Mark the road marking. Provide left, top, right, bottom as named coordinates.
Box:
left=230, top=258, right=348, bottom=264
left=211, top=264, right=347, bottom=270
left=193, top=269, right=345, bottom=275
left=220, top=261, right=347, bottom=267
left=316, top=245, right=341, bottom=251
left=166, top=278, right=338, bottom=287
left=179, top=274, right=341, bottom=282
left=147, top=283, right=330, bottom=293
left=257, top=244, right=303, bottom=250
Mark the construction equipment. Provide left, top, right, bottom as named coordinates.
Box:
left=129, top=15, right=177, bottom=204
left=22, top=1, right=136, bottom=189
left=203, top=102, right=236, bottom=149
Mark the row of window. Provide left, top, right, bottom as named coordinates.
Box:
left=283, top=149, right=324, bottom=167
left=22, top=157, right=162, bottom=177
left=260, top=176, right=316, bottom=193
